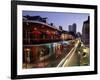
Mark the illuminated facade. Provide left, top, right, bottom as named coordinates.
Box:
left=23, top=17, right=61, bottom=44
left=23, top=16, right=74, bottom=68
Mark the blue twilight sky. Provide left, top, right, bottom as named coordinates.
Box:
left=23, top=11, right=89, bottom=33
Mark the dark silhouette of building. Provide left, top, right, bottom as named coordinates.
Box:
left=82, top=16, right=90, bottom=45
left=68, top=23, right=77, bottom=34
left=59, top=26, right=63, bottom=30
left=23, top=15, right=47, bottom=23
left=76, top=32, right=81, bottom=38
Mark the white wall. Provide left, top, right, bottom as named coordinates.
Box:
left=0, top=0, right=99, bottom=80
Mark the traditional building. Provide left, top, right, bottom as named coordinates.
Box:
left=22, top=15, right=75, bottom=68
left=23, top=16, right=62, bottom=44
left=61, top=30, right=74, bottom=40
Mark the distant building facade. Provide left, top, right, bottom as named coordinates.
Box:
left=68, top=23, right=77, bottom=34
left=82, top=16, right=90, bottom=45
left=76, top=32, right=81, bottom=38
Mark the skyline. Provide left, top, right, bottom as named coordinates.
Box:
left=23, top=11, right=89, bottom=33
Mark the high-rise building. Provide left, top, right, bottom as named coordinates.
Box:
left=68, top=25, right=72, bottom=31
left=82, top=16, right=90, bottom=45
left=68, top=23, right=76, bottom=34
left=59, top=26, right=63, bottom=30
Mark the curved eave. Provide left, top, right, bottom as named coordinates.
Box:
left=23, top=20, right=61, bottom=31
